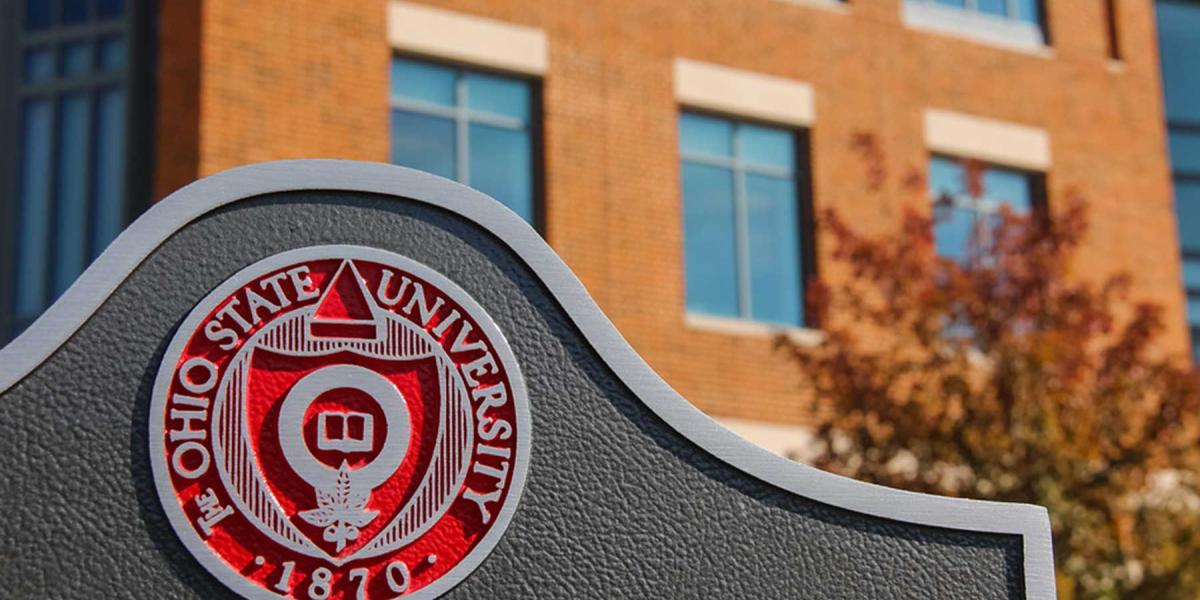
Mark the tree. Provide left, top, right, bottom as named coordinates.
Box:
left=779, top=196, right=1200, bottom=598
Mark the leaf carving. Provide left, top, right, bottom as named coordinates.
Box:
left=298, top=461, right=378, bottom=551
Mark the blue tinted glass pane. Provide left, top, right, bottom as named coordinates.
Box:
left=1188, top=296, right=1200, bottom=325
left=936, top=0, right=968, bottom=8
left=1169, top=129, right=1200, bottom=174
left=92, top=87, right=127, bottom=257
left=682, top=162, right=739, bottom=317
left=1015, top=0, right=1040, bottom=24
left=390, top=58, right=456, bottom=107
left=929, top=156, right=966, bottom=200
left=1158, top=2, right=1200, bottom=122
left=982, top=167, right=1032, bottom=213
left=98, top=0, right=125, bottom=18
left=62, top=0, right=88, bottom=24
left=15, top=100, right=54, bottom=320
left=25, top=0, right=51, bottom=30
left=1177, top=181, right=1200, bottom=252
left=465, top=73, right=530, bottom=121
left=468, top=124, right=533, bottom=222
left=977, top=0, right=1008, bottom=17
left=739, top=124, right=794, bottom=171
left=1183, top=258, right=1200, bottom=290
left=680, top=113, right=733, bottom=158
left=746, top=175, right=802, bottom=325
left=53, top=93, right=91, bottom=298
left=23, top=48, right=54, bottom=83
left=99, top=37, right=127, bottom=71
left=935, top=205, right=976, bottom=260
left=61, top=42, right=93, bottom=77
left=391, top=110, right=456, bottom=179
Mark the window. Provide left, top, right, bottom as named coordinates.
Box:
left=389, top=56, right=539, bottom=226
left=679, top=112, right=811, bottom=327
left=903, top=0, right=1047, bottom=50
left=1, top=0, right=150, bottom=344
left=928, top=156, right=1039, bottom=261
left=1155, top=0, right=1200, bottom=359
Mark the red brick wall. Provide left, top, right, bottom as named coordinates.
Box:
left=153, top=0, right=202, bottom=200
left=155, top=0, right=1183, bottom=425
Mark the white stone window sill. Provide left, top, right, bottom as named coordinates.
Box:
left=902, top=1, right=1052, bottom=57
left=775, top=0, right=851, bottom=15
left=684, top=313, right=824, bottom=347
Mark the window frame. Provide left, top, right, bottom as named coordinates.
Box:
left=0, top=0, right=156, bottom=344
left=678, top=108, right=817, bottom=329
left=388, top=54, right=545, bottom=234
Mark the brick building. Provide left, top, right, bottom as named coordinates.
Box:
left=3, top=0, right=1198, bottom=454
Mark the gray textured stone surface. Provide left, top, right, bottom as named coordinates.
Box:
left=0, top=191, right=1023, bottom=598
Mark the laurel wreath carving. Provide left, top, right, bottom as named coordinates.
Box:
left=299, top=461, right=379, bottom=551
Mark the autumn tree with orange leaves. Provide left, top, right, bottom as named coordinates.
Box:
left=781, top=147, right=1200, bottom=598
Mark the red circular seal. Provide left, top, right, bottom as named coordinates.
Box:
left=149, top=246, right=529, bottom=599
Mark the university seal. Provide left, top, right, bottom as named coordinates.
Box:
left=149, top=245, right=530, bottom=599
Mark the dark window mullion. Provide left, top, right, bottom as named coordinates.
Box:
left=79, top=0, right=99, bottom=263
left=0, top=0, right=17, bottom=340
left=18, top=73, right=127, bottom=97
left=81, top=89, right=98, bottom=264
left=21, top=21, right=125, bottom=45
left=1167, top=120, right=1200, bottom=134
left=41, top=90, right=62, bottom=315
